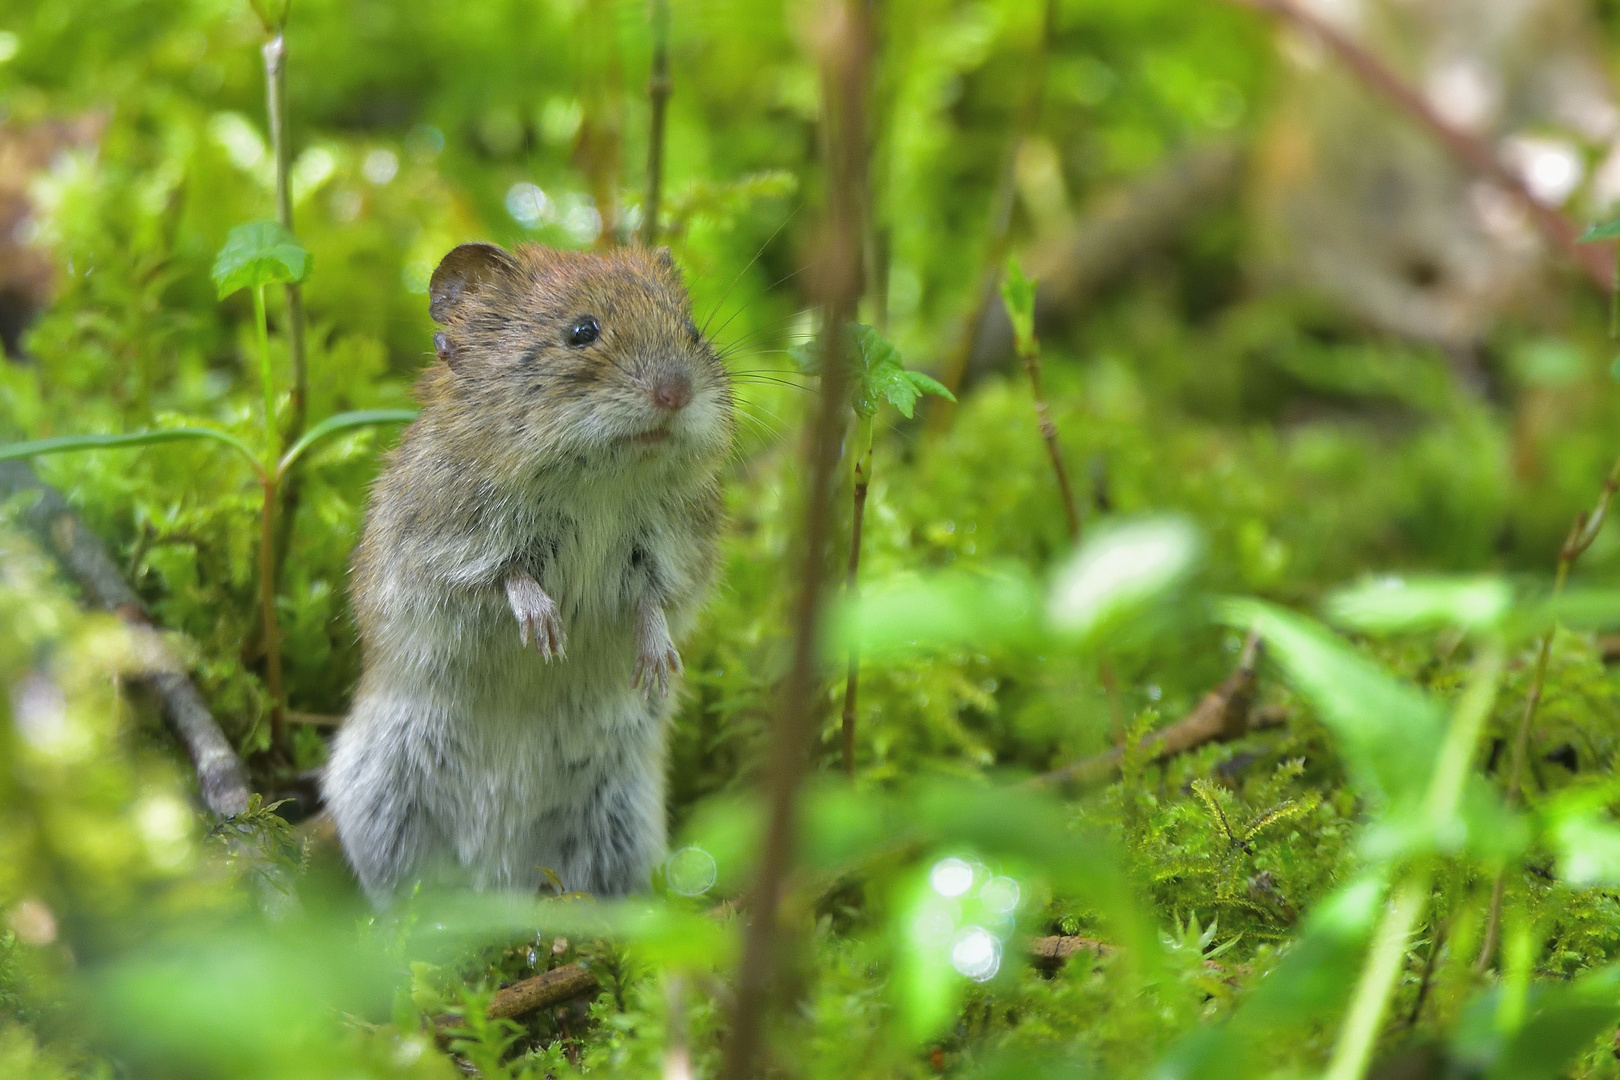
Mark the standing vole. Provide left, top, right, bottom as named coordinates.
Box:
left=322, top=241, right=732, bottom=901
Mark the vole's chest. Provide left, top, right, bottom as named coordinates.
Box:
left=506, top=497, right=661, bottom=620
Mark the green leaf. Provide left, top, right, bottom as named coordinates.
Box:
left=1450, top=965, right=1620, bottom=1080
left=0, top=428, right=263, bottom=473
left=795, top=322, right=955, bottom=418
left=1327, top=575, right=1510, bottom=635
left=1000, top=256, right=1037, bottom=352
left=277, top=408, right=417, bottom=477
left=1218, top=598, right=1443, bottom=806
left=211, top=221, right=311, bottom=299
left=1579, top=217, right=1620, bottom=242
left=832, top=565, right=1043, bottom=658
left=1047, top=517, right=1202, bottom=642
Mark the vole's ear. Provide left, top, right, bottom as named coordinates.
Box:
left=652, top=245, right=684, bottom=285
left=429, top=243, right=520, bottom=323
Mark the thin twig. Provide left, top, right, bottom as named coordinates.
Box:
left=840, top=422, right=872, bottom=776
left=258, top=472, right=286, bottom=755
left=641, top=0, right=672, bottom=247
left=1010, top=307, right=1080, bottom=543
left=1034, top=633, right=1264, bottom=788
left=1225, top=0, right=1614, bottom=291
left=718, top=0, right=869, bottom=1074
left=927, top=0, right=1058, bottom=427
left=1477, top=456, right=1620, bottom=971
left=0, top=459, right=251, bottom=816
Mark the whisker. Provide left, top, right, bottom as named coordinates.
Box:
left=708, top=275, right=812, bottom=344
left=699, top=204, right=804, bottom=337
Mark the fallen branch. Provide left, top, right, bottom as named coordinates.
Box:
left=0, top=459, right=251, bottom=816
left=1224, top=0, right=1613, bottom=292
left=488, top=962, right=601, bottom=1021
left=1034, top=633, right=1266, bottom=789
left=465, top=936, right=1108, bottom=1027
left=1028, top=934, right=1112, bottom=968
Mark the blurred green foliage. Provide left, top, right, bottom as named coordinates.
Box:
left=6, top=0, right=1620, bottom=1077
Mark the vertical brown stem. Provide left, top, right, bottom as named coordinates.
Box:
left=258, top=474, right=286, bottom=756
left=718, top=0, right=868, bottom=1074
left=1477, top=457, right=1620, bottom=970
left=840, top=442, right=872, bottom=775
left=642, top=0, right=672, bottom=247
left=1020, top=340, right=1080, bottom=543
left=927, top=0, right=1058, bottom=429
left=580, top=0, right=626, bottom=247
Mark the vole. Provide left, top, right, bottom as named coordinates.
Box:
left=321, top=241, right=732, bottom=902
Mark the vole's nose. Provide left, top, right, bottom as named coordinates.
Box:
left=652, top=373, right=692, bottom=411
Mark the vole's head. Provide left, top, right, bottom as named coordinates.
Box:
left=424, top=242, right=732, bottom=470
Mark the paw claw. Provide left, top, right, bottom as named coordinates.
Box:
left=507, top=575, right=566, bottom=662
left=633, top=646, right=681, bottom=699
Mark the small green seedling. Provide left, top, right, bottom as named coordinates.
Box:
left=796, top=322, right=953, bottom=773
left=1000, top=255, right=1080, bottom=543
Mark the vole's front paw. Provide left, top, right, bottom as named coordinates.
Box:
left=634, top=642, right=682, bottom=698
left=506, top=574, right=566, bottom=660
left=633, top=603, right=681, bottom=698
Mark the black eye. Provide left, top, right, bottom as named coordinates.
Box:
left=685, top=318, right=701, bottom=341
left=568, top=316, right=601, bottom=347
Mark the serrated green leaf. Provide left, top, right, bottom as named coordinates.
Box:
left=829, top=322, right=956, bottom=418
left=1579, top=217, right=1620, bottom=242
left=1000, top=256, right=1037, bottom=351
left=212, top=221, right=311, bottom=299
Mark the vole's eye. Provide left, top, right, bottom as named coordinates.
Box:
left=685, top=318, right=701, bottom=341
left=568, top=316, right=601, bottom=347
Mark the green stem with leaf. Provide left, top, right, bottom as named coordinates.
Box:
left=1001, top=258, right=1080, bottom=544
left=1325, top=641, right=1504, bottom=1080
left=1476, top=456, right=1620, bottom=970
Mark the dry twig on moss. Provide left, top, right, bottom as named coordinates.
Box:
left=0, top=459, right=251, bottom=816
left=1035, top=633, right=1267, bottom=789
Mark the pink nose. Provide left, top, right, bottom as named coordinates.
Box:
left=653, top=374, right=692, bottom=411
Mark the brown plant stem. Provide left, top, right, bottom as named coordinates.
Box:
left=0, top=459, right=251, bottom=815
left=258, top=472, right=285, bottom=756
left=1476, top=457, right=1620, bottom=971
left=840, top=431, right=872, bottom=776
left=718, top=0, right=869, bottom=1073
left=1013, top=324, right=1080, bottom=543
left=927, top=0, right=1058, bottom=428
left=641, top=0, right=672, bottom=247
left=1225, top=0, right=1614, bottom=292
left=580, top=0, right=626, bottom=247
